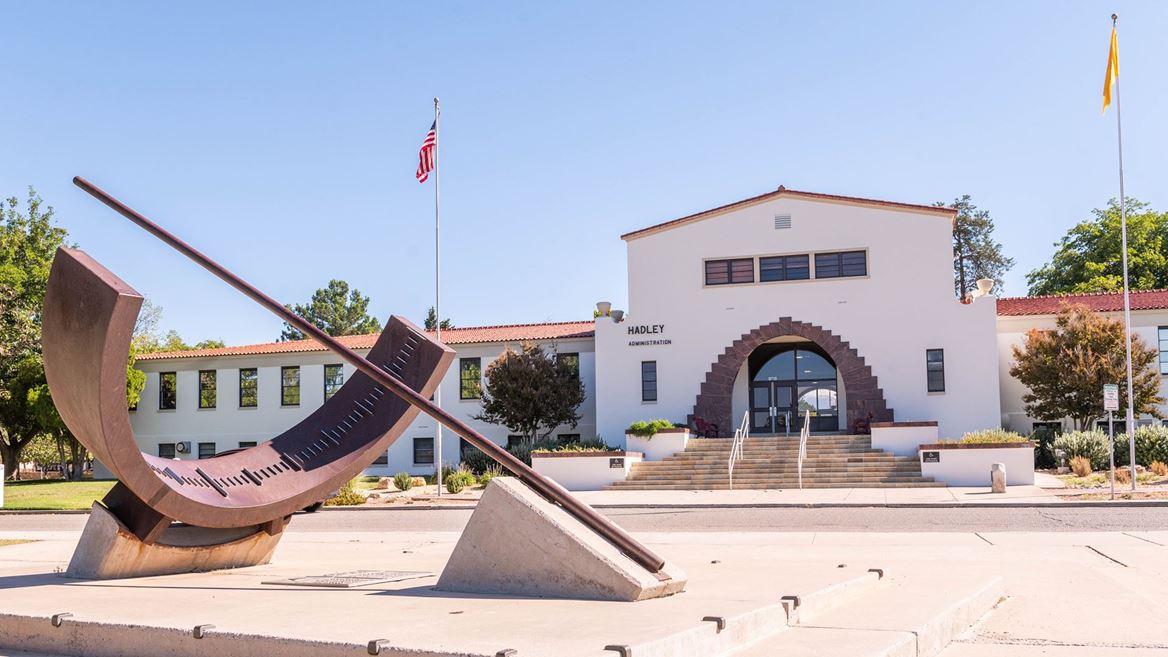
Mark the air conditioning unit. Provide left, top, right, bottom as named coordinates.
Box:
left=175, top=441, right=191, bottom=454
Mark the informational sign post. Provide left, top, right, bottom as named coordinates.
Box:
left=1104, top=384, right=1119, bottom=500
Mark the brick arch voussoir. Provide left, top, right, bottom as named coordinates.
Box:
left=691, top=320, right=893, bottom=436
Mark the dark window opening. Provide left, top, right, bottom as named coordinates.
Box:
left=238, top=441, right=258, bottom=449
left=158, top=443, right=176, bottom=459
left=704, top=258, right=754, bottom=285
left=324, top=364, right=344, bottom=399
left=926, top=349, right=945, bottom=393
left=460, top=358, right=482, bottom=399
left=159, top=372, right=177, bottom=410
left=239, top=368, right=258, bottom=407
left=641, top=361, right=658, bottom=402
left=198, top=370, right=216, bottom=409
left=759, top=254, right=811, bottom=282
left=197, top=442, right=216, bottom=459
left=281, top=366, right=300, bottom=406
left=815, top=250, right=867, bottom=279
left=413, top=437, right=435, bottom=465
left=557, top=353, right=580, bottom=379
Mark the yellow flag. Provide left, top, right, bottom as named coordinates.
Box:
left=1103, top=25, right=1119, bottom=113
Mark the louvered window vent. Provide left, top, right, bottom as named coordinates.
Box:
left=774, top=214, right=792, bottom=230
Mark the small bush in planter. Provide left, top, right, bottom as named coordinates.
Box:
left=1054, top=431, right=1109, bottom=470
left=479, top=464, right=505, bottom=484
left=324, top=478, right=366, bottom=506
left=445, top=469, right=477, bottom=494
left=1069, top=455, right=1092, bottom=477
left=392, top=472, right=414, bottom=492
left=1149, top=460, right=1168, bottom=476
left=953, top=428, right=1028, bottom=444
left=626, top=419, right=675, bottom=438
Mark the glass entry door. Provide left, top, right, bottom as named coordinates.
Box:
left=749, top=381, right=796, bottom=434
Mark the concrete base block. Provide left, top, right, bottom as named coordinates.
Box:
left=66, top=503, right=284, bottom=579
left=436, top=477, right=686, bottom=601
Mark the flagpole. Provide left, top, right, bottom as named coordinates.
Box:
left=433, top=97, right=443, bottom=497
left=1110, top=14, right=1137, bottom=490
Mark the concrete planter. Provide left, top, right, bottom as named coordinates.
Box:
left=531, top=451, right=643, bottom=491
left=918, top=442, right=1035, bottom=486
left=625, top=428, right=690, bottom=461
left=871, top=421, right=939, bottom=457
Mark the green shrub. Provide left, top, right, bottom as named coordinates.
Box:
left=1030, top=426, right=1059, bottom=469
left=951, top=428, right=1029, bottom=444
left=1054, top=431, right=1110, bottom=470
left=460, top=445, right=494, bottom=475
left=445, top=469, right=477, bottom=494
left=626, top=419, right=675, bottom=438
left=324, top=478, right=366, bottom=506
left=479, top=464, right=505, bottom=484
left=1113, top=425, right=1168, bottom=467
left=532, top=438, right=618, bottom=454
left=392, top=472, right=413, bottom=492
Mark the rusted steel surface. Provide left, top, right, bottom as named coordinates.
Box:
left=64, top=177, right=669, bottom=575
left=43, top=248, right=452, bottom=529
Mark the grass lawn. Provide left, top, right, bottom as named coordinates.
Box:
left=3, top=480, right=116, bottom=510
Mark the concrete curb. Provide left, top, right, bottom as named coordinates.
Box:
left=4, top=499, right=1168, bottom=515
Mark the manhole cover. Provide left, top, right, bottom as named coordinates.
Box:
left=262, top=570, right=433, bottom=588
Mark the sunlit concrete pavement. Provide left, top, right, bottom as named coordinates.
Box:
left=0, top=523, right=1164, bottom=656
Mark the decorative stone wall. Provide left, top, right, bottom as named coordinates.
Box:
left=691, top=318, right=893, bottom=436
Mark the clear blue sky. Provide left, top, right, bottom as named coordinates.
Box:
left=3, top=2, right=1165, bottom=346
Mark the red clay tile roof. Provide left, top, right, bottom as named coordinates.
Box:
left=136, top=320, right=595, bottom=361
left=620, top=185, right=956, bottom=241
left=996, top=289, right=1168, bottom=316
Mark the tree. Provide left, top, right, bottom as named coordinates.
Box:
left=1026, top=198, right=1168, bottom=295
left=1010, top=304, right=1163, bottom=430
left=279, top=280, right=382, bottom=341
left=424, top=305, right=452, bottom=331
left=0, top=189, right=68, bottom=479
left=939, top=195, right=1014, bottom=298
left=474, top=344, right=585, bottom=444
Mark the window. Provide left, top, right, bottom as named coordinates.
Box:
left=238, top=441, right=257, bottom=449
left=159, top=372, right=177, bottom=410
left=198, top=370, right=216, bottom=409
left=1158, top=326, right=1168, bottom=375
left=641, top=361, right=658, bottom=402
left=198, top=442, right=216, bottom=459
left=926, top=349, right=945, bottom=393
left=704, top=258, right=754, bottom=285
left=460, top=358, right=481, bottom=399
left=158, top=443, right=176, bottom=459
left=239, top=368, right=258, bottom=407
left=759, top=254, right=810, bottom=282
left=558, top=434, right=581, bottom=445
left=324, top=364, right=344, bottom=399
left=413, top=437, right=434, bottom=465
left=281, top=366, right=300, bottom=406
left=557, top=353, right=580, bottom=379
left=506, top=435, right=525, bottom=449
left=814, top=250, right=867, bottom=278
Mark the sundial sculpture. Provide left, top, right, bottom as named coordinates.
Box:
left=42, top=177, right=683, bottom=601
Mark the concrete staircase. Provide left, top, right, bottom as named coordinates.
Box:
left=608, top=434, right=943, bottom=490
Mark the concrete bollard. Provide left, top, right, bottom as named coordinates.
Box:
left=990, top=462, right=1006, bottom=493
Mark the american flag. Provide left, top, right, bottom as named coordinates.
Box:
left=416, top=121, right=436, bottom=183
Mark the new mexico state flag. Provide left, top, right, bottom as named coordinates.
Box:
left=1103, top=25, right=1119, bottom=113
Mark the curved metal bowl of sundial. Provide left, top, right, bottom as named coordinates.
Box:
left=43, top=247, right=452, bottom=539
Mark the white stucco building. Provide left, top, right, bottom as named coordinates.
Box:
left=126, top=186, right=1168, bottom=478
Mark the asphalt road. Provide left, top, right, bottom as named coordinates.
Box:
left=2, top=505, right=1166, bottom=534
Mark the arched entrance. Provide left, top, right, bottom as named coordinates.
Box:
left=748, top=344, right=839, bottom=434
left=692, top=317, right=892, bottom=435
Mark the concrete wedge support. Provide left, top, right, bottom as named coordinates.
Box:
left=437, top=477, right=687, bottom=601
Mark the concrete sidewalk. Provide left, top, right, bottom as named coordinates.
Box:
left=0, top=525, right=1165, bottom=656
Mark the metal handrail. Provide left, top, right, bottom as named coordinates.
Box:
left=728, top=411, right=749, bottom=491
left=797, top=409, right=811, bottom=490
